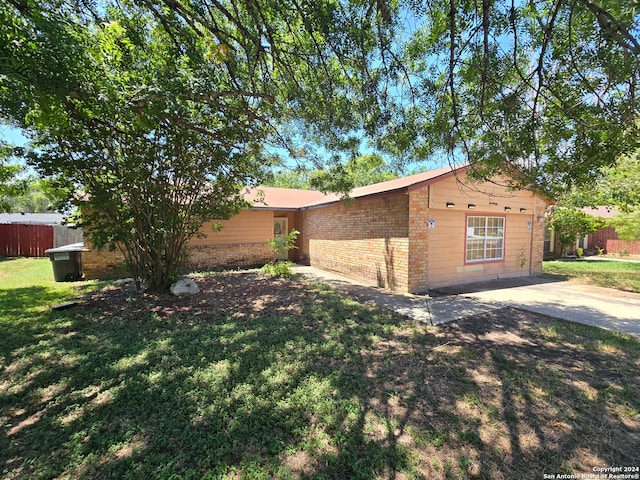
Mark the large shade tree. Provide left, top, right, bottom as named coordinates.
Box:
left=376, top=0, right=640, bottom=196
left=0, top=0, right=395, bottom=291
left=265, top=153, right=398, bottom=192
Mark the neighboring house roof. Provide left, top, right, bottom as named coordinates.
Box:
left=583, top=206, right=619, bottom=219
left=244, top=164, right=470, bottom=210
left=0, top=213, right=66, bottom=225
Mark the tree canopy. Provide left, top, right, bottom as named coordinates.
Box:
left=376, top=0, right=639, bottom=196
left=549, top=207, right=603, bottom=255
left=265, top=153, right=398, bottom=192
left=0, top=0, right=394, bottom=290
left=558, top=154, right=640, bottom=241
left=0, top=141, right=26, bottom=212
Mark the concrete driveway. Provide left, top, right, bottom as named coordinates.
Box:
left=436, top=277, right=640, bottom=337
left=294, top=266, right=640, bottom=337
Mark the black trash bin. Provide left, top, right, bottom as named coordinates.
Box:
left=44, top=243, right=88, bottom=282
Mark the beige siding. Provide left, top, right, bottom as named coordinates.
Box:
left=428, top=173, right=538, bottom=212
left=421, top=174, right=539, bottom=289
left=191, top=210, right=273, bottom=245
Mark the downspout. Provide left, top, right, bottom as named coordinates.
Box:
left=426, top=185, right=432, bottom=290
left=529, top=213, right=534, bottom=276
left=528, top=196, right=537, bottom=276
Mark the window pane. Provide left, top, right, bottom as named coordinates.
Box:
left=466, top=238, right=485, bottom=261
left=467, top=216, right=486, bottom=237
left=466, top=216, right=504, bottom=262
left=485, top=239, right=503, bottom=259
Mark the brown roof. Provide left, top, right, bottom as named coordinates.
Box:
left=244, top=164, right=467, bottom=210
left=243, top=186, right=327, bottom=210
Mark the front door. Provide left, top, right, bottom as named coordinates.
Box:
left=273, top=218, right=288, bottom=260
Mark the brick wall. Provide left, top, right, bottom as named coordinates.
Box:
left=530, top=200, right=546, bottom=273
left=186, top=243, right=273, bottom=270
left=589, top=227, right=640, bottom=255
left=84, top=242, right=273, bottom=280
left=302, top=194, right=410, bottom=291
left=83, top=245, right=128, bottom=279
left=408, top=186, right=429, bottom=293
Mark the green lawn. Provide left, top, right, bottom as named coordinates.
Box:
left=2, top=258, right=639, bottom=479
left=543, top=258, right=640, bottom=293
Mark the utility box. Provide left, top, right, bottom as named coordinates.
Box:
left=44, top=242, right=88, bottom=282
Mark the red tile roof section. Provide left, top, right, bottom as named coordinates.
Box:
left=243, top=164, right=467, bottom=210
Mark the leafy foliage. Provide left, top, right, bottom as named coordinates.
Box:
left=260, top=260, right=295, bottom=278
left=0, top=141, right=25, bottom=212
left=608, top=210, right=640, bottom=242
left=2, top=177, right=68, bottom=213
left=549, top=207, right=604, bottom=254
left=595, top=154, right=640, bottom=211
left=308, top=153, right=399, bottom=195
left=263, top=229, right=300, bottom=277
left=0, top=0, right=393, bottom=291
left=266, top=228, right=300, bottom=259
left=266, top=154, right=398, bottom=194
left=556, top=154, right=640, bottom=241
left=379, top=0, right=640, bottom=196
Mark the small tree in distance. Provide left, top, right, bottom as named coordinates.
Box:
left=548, top=208, right=604, bottom=256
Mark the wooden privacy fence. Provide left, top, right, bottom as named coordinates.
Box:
left=0, top=224, right=54, bottom=257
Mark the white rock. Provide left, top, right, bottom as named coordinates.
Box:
left=170, top=278, right=200, bottom=296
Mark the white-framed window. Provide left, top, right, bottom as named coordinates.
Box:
left=466, top=216, right=505, bottom=262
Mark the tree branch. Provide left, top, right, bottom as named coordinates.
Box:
left=580, top=0, right=640, bottom=55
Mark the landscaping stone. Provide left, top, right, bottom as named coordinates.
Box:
left=171, top=278, right=199, bottom=296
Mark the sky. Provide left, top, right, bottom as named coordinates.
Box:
left=0, top=125, right=29, bottom=147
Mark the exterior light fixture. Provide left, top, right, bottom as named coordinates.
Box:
left=504, top=206, right=512, bottom=212
left=446, top=202, right=455, bottom=208
left=520, top=208, right=527, bottom=213
left=467, top=204, right=476, bottom=209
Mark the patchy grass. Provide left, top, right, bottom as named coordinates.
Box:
left=1, top=260, right=639, bottom=479
left=543, top=259, right=640, bottom=293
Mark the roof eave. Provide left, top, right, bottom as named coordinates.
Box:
left=248, top=206, right=301, bottom=212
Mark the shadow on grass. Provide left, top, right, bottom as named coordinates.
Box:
left=1, top=272, right=639, bottom=479
left=0, top=285, right=80, bottom=361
